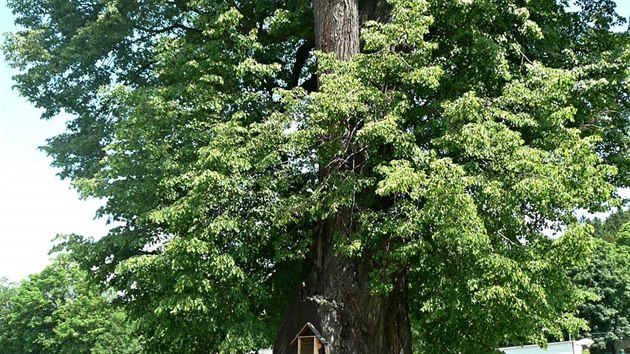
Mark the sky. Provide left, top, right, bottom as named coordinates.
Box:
left=0, top=3, right=110, bottom=281
left=0, top=1, right=629, bottom=282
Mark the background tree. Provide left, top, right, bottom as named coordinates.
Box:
left=0, top=235, right=142, bottom=354
left=586, top=207, right=630, bottom=242
left=573, top=213, right=630, bottom=354
left=0, top=277, right=18, bottom=353
left=4, top=0, right=630, bottom=353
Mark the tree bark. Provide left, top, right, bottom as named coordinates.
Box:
left=313, top=0, right=360, bottom=61
left=274, top=1, right=412, bottom=353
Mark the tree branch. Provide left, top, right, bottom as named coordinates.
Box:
left=289, top=39, right=315, bottom=89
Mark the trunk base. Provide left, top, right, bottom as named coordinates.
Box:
left=273, top=265, right=411, bottom=354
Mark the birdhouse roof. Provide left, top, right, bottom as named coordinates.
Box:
left=290, top=322, right=328, bottom=346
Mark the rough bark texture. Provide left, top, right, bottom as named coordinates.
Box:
left=307, top=216, right=412, bottom=354
left=274, top=1, right=412, bottom=353
left=274, top=219, right=412, bottom=354
left=313, top=0, right=360, bottom=60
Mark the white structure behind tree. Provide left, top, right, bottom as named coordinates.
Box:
left=499, top=339, right=594, bottom=354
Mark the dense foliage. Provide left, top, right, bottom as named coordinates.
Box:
left=4, top=0, right=630, bottom=352
left=0, top=236, right=142, bottom=354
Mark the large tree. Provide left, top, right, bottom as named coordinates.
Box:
left=4, top=0, right=630, bottom=353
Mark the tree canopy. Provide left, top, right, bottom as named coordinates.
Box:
left=4, top=0, right=630, bottom=352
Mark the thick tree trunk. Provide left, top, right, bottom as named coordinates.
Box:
left=274, top=220, right=411, bottom=354
left=274, top=1, right=412, bottom=353
left=308, top=219, right=412, bottom=354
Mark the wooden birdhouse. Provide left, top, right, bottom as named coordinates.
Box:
left=290, top=322, right=327, bottom=354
